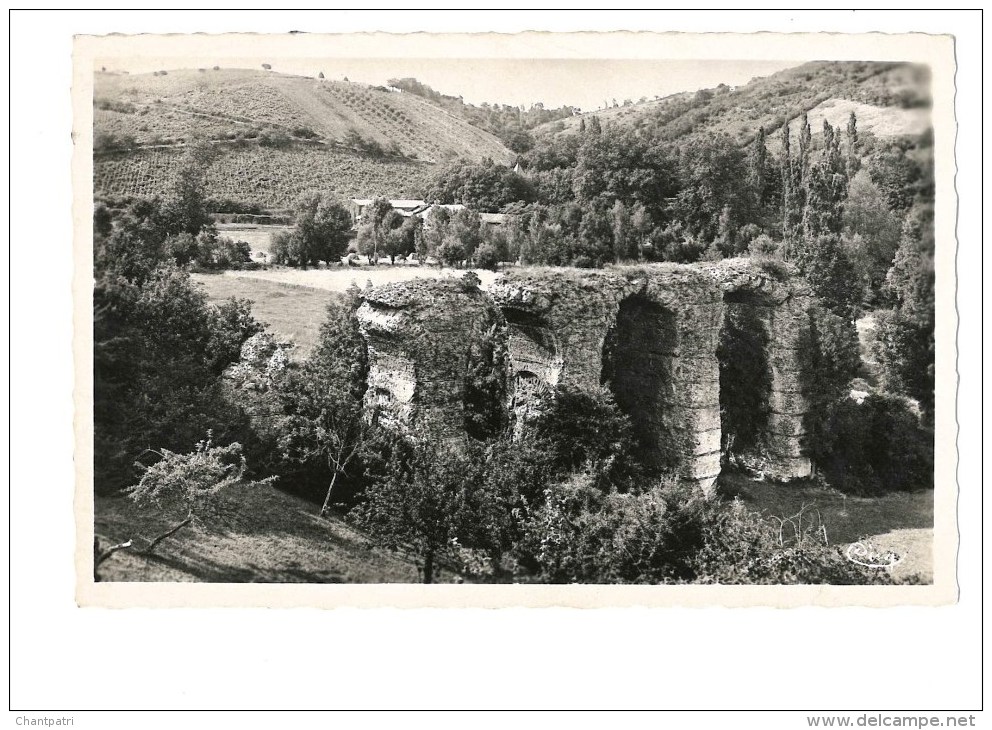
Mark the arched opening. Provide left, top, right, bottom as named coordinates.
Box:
left=716, top=291, right=773, bottom=463
left=601, top=296, right=680, bottom=471
left=501, top=308, right=561, bottom=429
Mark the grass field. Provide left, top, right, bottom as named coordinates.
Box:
left=215, top=223, right=292, bottom=257
left=194, top=266, right=500, bottom=357
left=193, top=273, right=340, bottom=357
left=94, top=484, right=435, bottom=583
left=717, top=472, right=933, bottom=582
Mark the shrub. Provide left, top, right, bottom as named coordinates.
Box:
left=292, top=126, right=319, bottom=139
left=258, top=131, right=292, bottom=149
left=806, top=392, right=933, bottom=495
left=124, top=437, right=265, bottom=554
left=94, top=131, right=136, bottom=153
left=798, top=303, right=862, bottom=452
left=515, top=477, right=699, bottom=583
left=525, top=384, right=639, bottom=488
left=691, top=498, right=896, bottom=584
left=516, top=477, right=896, bottom=585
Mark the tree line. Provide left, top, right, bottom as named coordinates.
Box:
left=93, top=109, right=934, bottom=585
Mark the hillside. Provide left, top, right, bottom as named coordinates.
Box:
left=93, top=68, right=514, bottom=208
left=535, top=61, right=932, bottom=146
left=94, top=483, right=440, bottom=583
left=95, top=144, right=433, bottom=209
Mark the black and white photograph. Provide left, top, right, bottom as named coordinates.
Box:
left=8, top=8, right=983, bottom=722
left=75, top=29, right=956, bottom=600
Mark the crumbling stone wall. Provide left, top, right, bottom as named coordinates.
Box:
left=491, top=266, right=724, bottom=490
left=356, top=278, right=497, bottom=436
left=357, top=259, right=813, bottom=493
left=697, top=260, right=813, bottom=481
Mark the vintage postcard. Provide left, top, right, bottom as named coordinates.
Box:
left=73, top=29, right=957, bottom=608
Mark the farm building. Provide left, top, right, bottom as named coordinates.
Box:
left=348, top=198, right=427, bottom=225
left=348, top=199, right=507, bottom=229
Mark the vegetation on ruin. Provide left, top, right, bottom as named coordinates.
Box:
left=92, top=60, right=936, bottom=584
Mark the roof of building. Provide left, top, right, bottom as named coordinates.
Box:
left=349, top=198, right=427, bottom=209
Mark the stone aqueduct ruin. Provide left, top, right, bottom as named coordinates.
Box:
left=356, top=259, right=814, bottom=494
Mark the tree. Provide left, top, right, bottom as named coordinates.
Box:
left=421, top=205, right=451, bottom=261
left=797, top=303, right=863, bottom=459
left=846, top=111, right=861, bottom=175
left=671, top=133, right=755, bottom=243
left=841, top=169, right=903, bottom=303
left=93, top=197, right=263, bottom=490
left=292, top=193, right=353, bottom=267
left=356, top=198, right=397, bottom=264
left=526, top=384, right=639, bottom=489
left=123, top=437, right=266, bottom=554
left=792, top=232, right=862, bottom=321
left=610, top=200, right=635, bottom=262
left=161, top=144, right=215, bottom=238
left=423, top=159, right=534, bottom=212
left=871, top=209, right=935, bottom=421
left=382, top=215, right=420, bottom=264
left=438, top=208, right=483, bottom=266
left=351, top=428, right=485, bottom=583
left=277, top=286, right=372, bottom=515
left=572, top=127, right=674, bottom=223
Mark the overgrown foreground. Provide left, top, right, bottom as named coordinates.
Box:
left=93, top=475, right=931, bottom=585
left=92, top=92, right=934, bottom=584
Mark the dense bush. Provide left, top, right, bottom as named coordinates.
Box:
left=690, top=498, right=894, bottom=584
left=271, top=193, right=352, bottom=267
left=798, top=303, right=862, bottom=451
left=93, top=264, right=259, bottom=492
left=525, top=384, right=640, bottom=489
left=94, top=131, right=136, bottom=153
left=805, top=392, right=933, bottom=495
left=514, top=476, right=893, bottom=585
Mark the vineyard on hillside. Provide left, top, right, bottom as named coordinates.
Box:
left=93, top=69, right=513, bottom=164
left=94, top=145, right=434, bottom=208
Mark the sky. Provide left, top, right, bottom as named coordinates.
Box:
left=99, top=56, right=800, bottom=111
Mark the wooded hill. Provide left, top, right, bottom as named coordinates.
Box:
left=534, top=61, right=932, bottom=148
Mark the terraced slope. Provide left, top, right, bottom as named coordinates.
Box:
left=95, top=145, right=433, bottom=209
left=95, top=68, right=513, bottom=162
left=93, top=68, right=514, bottom=208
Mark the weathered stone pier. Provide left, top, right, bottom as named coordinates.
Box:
left=356, top=259, right=813, bottom=493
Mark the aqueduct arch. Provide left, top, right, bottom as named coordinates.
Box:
left=357, top=259, right=813, bottom=493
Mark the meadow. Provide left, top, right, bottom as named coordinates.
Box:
left=194, top=265, right=499, bottom=357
